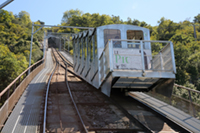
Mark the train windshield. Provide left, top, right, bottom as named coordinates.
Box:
left=104, top=29, right=121, bottom=47
left=127, top=30, right=143, bottom=49
left=127, top=30, right=143, bottom=40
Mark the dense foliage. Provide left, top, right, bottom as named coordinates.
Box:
left=0, top=9, right=44, bottom=90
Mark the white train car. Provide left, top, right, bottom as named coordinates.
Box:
left=72, top=24, right=176, bottom=97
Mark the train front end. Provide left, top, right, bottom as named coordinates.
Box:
left=97, top=24, right=176, bottom=97
left=72, top=24, right=176, bottom=97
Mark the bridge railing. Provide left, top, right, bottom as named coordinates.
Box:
left=148, top=84, right=200, bottom=118
left=99, top=39, right=176, bottom=86
left=0, top=58, right=45, bottom=130
left=173, top=84, right=200, bottom=117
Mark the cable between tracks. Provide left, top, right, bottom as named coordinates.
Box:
left=54, top=49, right=152, bottom=132
left=65, top=66, right=89, bottom=133
left=57, top=48, right=89, bottom=133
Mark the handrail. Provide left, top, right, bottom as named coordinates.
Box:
left=99, top=41, right=110, bottom=59
left=101, top=39, right=172, bottom=58
left=99, top=39, right=175, bottom=72
left=174, top=84, right=200, bottom=94
left=109, top=39, right=171, bottom=43
left=148, top=83, right=200, bottom=118
left=173, top=83, right=200, bottom=117
left=0, top=58, right=44, bottom=97
left=0, top=56, right=46, bottom=130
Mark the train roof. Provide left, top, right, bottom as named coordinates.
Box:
left=72, top=24, right=149, bottom=40
left=97, top=24, right=149, bottom=30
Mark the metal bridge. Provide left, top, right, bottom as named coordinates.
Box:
left=0, top=26, right=200, bottom=133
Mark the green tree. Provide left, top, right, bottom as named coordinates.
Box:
left=0, top=9, right=44, bottom=90
left=0, top=9, right=12, bottom=23
left=18, top=11, right=31, bottom=26
left=194, top=14, right=200, bottom=23
left=0, top=45, right=28, bottom=89
left=61, top=9, right=83, bottom=24
left=156, top=17, right=180, bottom=40
left=111, top=15, right=123, bottom=24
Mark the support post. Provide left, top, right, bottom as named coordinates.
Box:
left=140, top=41, right=145, bottom=75
left=87, top=37, right=90, bottom=72
left=64, top=39, right=65, bottom=51
left=160, top=52, right=164, bottom=70
left=92, top=36, right=95, bottom=70
left=170, top=42, right=176, bottom=74
left=110, top=40, right=114, bottom=71
left=86, top=37, right=89, bottom=72
left=28, top=22, right=34, bottom=74
left=59, top=38, right=61, bottom=51
left=188, top=90, right=196, bottom=117
left=81, top=38, right=83, bottom=66
left=68, top=39, right=70, bottom=52
left=18, top=77, right=21, bottom=85
left=7, top=88, right=10, bottom=99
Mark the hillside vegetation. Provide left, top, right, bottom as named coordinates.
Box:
left=0, top=9, right=44, bottom=90
left=1, top=9, right=200, bottom=95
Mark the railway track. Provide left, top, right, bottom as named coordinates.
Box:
left=41, top=48, right=191, bottom=133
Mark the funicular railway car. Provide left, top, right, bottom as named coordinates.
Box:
left=72, top=24, right=176, bottom=97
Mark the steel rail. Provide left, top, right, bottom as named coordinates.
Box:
left=53, top=49, right=88, bottom=133
left=55, top=50, right=85, bottom=84
left=64, top=65, right=89, bottom=133
left=56, top=49, right=193, bottom=132
left=56, top=49, right=150, bottom=132
left=55, top=49, right=73, bottom=67
left=43, top=52, right=57, bottom=133
left=52, top=53, right=82, bottom=81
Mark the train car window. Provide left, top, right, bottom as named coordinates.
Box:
left=127, top=30, right=143, bottom=49
left=127, top=30, right=143, bottom=40
left=104, top=29, right=121, bottom=47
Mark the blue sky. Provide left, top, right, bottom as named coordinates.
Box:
left=3, top=0, right=200, bottom=26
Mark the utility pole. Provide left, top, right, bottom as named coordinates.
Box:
left=192, top=24, right=197, bottom=41
left=43, top=32, right=46, bottom=60
left=28, top=22, right=34, bottom=74
left=28, top=24, right=92, bottom=74
left=28, top=21, right=44, bottom=74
